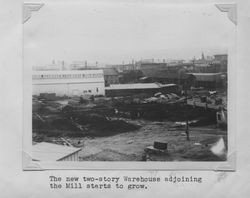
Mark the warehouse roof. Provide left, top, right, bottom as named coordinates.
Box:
left=33, top=69, right=103, bottom=75
left=32, top=142, right=81, bottom=161
left=105, top=83, right=176, bottom=90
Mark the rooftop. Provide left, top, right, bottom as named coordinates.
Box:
left=190, top=73, right=223, bottom=76
left=32, top=69, right=103, bottom=75
left=105, top=83, right=176, bottom=90
left=32, top=142, right=81, bottom=161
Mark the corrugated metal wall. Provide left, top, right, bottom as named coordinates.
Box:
left=60, top=152, right=79, bottom=161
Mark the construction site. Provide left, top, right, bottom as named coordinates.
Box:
left=32, top=87, right=227, bottom=162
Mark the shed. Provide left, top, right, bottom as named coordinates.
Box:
left=32, top=142, right=82, bottom=161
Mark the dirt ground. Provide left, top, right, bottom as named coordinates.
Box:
left=33, top=94, right=227, bottom=161
left=70, top=119, right=227, bottom=161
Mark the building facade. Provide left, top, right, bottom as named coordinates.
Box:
left=102, top=68, right=119, bottom=86
left=105, top=83, right=178, bottom=97
left=141, top=68, right=195, bottom=89
left=32, top=70, right=105, bottom=97
left=190, top=73, right=224, bottom=89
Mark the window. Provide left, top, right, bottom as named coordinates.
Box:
left=88, top=90, right=91, bottom=93
left=96, top=87, right=99, bottom=92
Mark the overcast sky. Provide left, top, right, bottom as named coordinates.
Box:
left=24, top=1, right=234, bottom=67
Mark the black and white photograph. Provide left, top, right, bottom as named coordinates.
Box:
left=4, top=0, right=250, bottom=197
left=23, top=1, right=235, bottom=164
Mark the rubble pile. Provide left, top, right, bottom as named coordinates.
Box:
left=32, top=98, right=141, bottom=140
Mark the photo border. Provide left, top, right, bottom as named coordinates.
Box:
left=22, top=1, right=237, bottom=171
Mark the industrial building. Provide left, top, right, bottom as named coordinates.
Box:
left=141, top=68, right=195, bottom=89
left=32, top=70, right=105, bottom=97
left=102, top=68, right=119, bottom=86
left=32, top=142, right=82, bottom=161
left=190, top=73, right=224, bottom=89
left=105, top=83, right=178, bottom=97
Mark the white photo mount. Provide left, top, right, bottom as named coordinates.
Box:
left=23, top=1, right=237, bottom=171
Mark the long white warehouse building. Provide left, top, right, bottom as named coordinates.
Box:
left=32, top=70, right=105, bottom=96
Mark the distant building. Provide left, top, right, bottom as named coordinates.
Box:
left=141, top=68, right=195, bottom=89
left=69, top=61, right=86, bottom=70
left=32, top=142, right=81, bottom=161
left=33, top=64, right=61, bottom=71
left=192, top=52, right=213, bottom=67
left=106, top=63, right=137, bottom=72
left=206, top=56, right=214, bottom=61
left=140, top=62, right=193, bottom=70
left=190, top=73, right=224, bottom=89
left=32, top=70, right=105, bottom=97
left=213, top=54, right=228, bottom=72
left=33, top=60, right=67, bottom=71
left=119, top=70, right=144, bottom=84
left=69, top=61, right=98, bottom=70
left=214, top=54, right=227, bottom=62
left=103, top=68, right=119, bottom=86
left=194, top=64, right=224, bottom=73
left=192, top=53, right=228, bottom=73
left=105, top=83, right=178, bottom=97
left=140, top=63, right=167, bottom=70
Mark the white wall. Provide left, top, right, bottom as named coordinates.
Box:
left=32, top=70, right=105, bottom=96
left=33, top=82, right=105, bottom=96
left=60, top=152, right=79, bottom=161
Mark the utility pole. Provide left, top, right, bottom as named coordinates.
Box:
left=185, top=82, right=190, bottom=141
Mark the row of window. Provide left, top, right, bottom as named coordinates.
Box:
left=32, top=73, right=103, bottom=79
